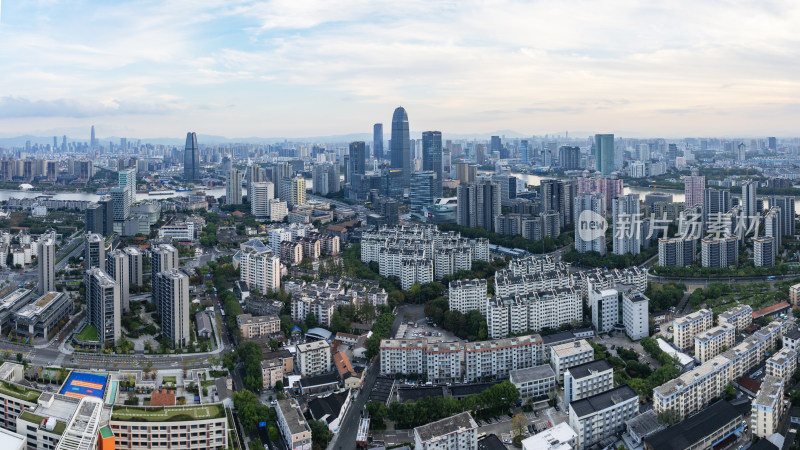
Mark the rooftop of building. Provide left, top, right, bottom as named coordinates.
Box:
left=767, top=347, right=796, bottom=366
left=694, top=323, right=735, bottom=342
left=541, top=331, right=576, bottom=346
left=509, top=364, right=556, bottom=384
left=625, top=410, right=665, bottom=440
left=564, top=359, right=613, bottom=380
left=298, top=372, right=340, bottom=388
left=754, top=376, right=783, bottom=407
left=0, top=379, right=42, bottom=402
left=550, top=339, right=592, bottom=358
left=0, top=428, right=26, bottom=448
left=464, top=334, right=543, bottom=352
left=569, top=385, right=637, bottom=418
left=236, top=313, right=279, bottom=325
left=520, top=422, right=576, bottom=450
left=674, top=308, right=711, bottom=325
left=308, top=392, right=348, bottom=424
left=277, top=398, right=311, bottom=435
left=110, top=404, right=225, bottom=422
left=644, top=400, right=742, bottom=450
left=413, top=412, right=477, bottom=442
left=297, top=339, right=330, bottom=353
left=718, top=304, right=753, bottom=319
left=753, top=301, right=791, bottom=319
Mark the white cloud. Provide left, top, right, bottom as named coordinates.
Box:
left=0, top=0, right=799, bottom=137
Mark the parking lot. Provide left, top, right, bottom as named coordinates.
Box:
left=394, top=305, right=461, bottom=343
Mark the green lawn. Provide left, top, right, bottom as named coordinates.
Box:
left=75, top=324, right=99, bottom=342
left=19, top=411, right=66, bottom=435
left=110, top=404, right=225, bottom=422
left=162, top=376, right=177, bottom=384
left=0, top=380, right=42, bottom=403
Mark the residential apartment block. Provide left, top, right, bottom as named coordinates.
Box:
left=622, top=292, right=649, bottom=340
left=590, top=288, right=618, bottom=334
left=448, top=279, right=487, bottom=315
left=425, top=341, right=463, bottom=383
left=673, top=308, right=713, bottom=351
left=239, top=247, right=281, bottom=295
left=464, top=334, right=544, bottom=382
left=275, top=398, right=312, bottom=450
left=717, top=304, right=753, bottom=332
left=752, top=376, right=784, bottom=439
left=261, top=359, right=284, bottom=389
left=509, top=365, right=556, bottom=402
left=413, top=412, right=478, bottom=450
left=237, top=314, right=280, bottom=339
left=296, top=340, right=332, bottom=377
left=379, top=338, right=427, bottom=376
left=564, top=359, right=614, bottom=405
left=694, top=323, right=736, bottom=363
left=550, top=340, right=593, bottom=382
left=485, top=288, right=580, bottom=339
left=568, top=385, right=639, bottom=450
left=766, top=347, right=797, bottom=383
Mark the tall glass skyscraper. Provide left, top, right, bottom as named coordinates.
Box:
left=184, top=132, right=200, bottom=181
left=594, top=133, right=615, bottom=177
left=349, top=141, right=366, bottom=175
left=373, top=123, right=384, bottom=159
left=391, top=107, right=411, bottom=187
left=422, top=131, right=442, bottom=197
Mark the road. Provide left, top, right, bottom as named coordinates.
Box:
left=647, top=273, right=800, bottom=287
left=327, top=306, right=406, bottom=450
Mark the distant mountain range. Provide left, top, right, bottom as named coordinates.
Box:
left=0, top=129, right=590, bottom=147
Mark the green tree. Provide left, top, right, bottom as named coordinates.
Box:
left=657, top=409, right=681, bottom=426
left=309, top=420, right=332, bottom=450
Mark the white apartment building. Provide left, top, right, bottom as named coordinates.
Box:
left=239, top=247, right=281, bottom=295
left=717, top=304, right=753, bottom=332
left=291, top=296, right=335, bottom=328
left=494, top=269, right=573, bottom=298
left=673, top=308, right=713, bottom=351
left=296, top=340, right=332, bottom=377
left=237, top=314, right=280, bottom=339
left=250, top=181, right=275, bottom=220
left=766, top=347, right=797, bottom=383
left=564, top=359, right=614, bottom=405
left=448, top=279, right=487, bottom=315
left=754, top=318, right=792, bottom=353
left=275, top=398, right=312, bottom=450
left=694, top=323, right=736, bottom=363
left=654, top=336, right=766, bottom=419
left=550, top=340, right=593, bottom=382
left=109, top=404, right=229, bottom=449
left=413, top=412, right=478, bottom=450
left=269, top=228, right=293, bottom=254
left=510, top=365, right=556, bottom=402
left=622, top=292, right=649, bottom=340
left=486, top=288, right=580, bottom=339
left=752, top=376, right=784, bottom=439
left=464, top=334, right=544, bottom=382
left=426, top=341, right=463, bottom=383
left=568, top=385, right=639, bottom=450
left=380, top=338, right=427, bottom=376
left=783, top=327, right=800, bottom=355
left=590, top=288, right=618, bottom=334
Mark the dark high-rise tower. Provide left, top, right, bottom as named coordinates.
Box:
left=373, top=124, right=384, bottom=159
left=183, top=132, right=200, bottom=181
left=90, top=126, right=96, bottom=149
left=422, top=131, right=443, bottom=197
left=390, top=107, right=411, bottom=187
left=350, top=141, right=366, bottom=175
left=595, top=134, right=615, bottom=177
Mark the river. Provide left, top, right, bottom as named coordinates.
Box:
left=510, top=172, right=686, bottom=202
left=0, top=187, right=229, bottom=203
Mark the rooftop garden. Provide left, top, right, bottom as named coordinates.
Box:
left=110, top=404, right=225, bottom=422
left=0, top=380, right=42, bottom=403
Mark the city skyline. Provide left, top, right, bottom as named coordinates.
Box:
left=1, top=1, right=799, bottom=139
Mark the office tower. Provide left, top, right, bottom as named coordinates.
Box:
left=410, top=171, right=437, bottom=215
left=110, top=187, right=130, bottom=222
left=574, top=193, right=607, bottom=255
left=85, top=233, right=106, bottom=270
left=390, top=107, right=411, bottom=187
left=704, top=189, right=731, bottom=222
left=612, top=194, right=642, bottom=256
left=754, top=237, right=775, bottom=267
left=85, top=199, right=113, bottom=237
left=106, top=249, right=130, bottom=313
left=455, top=163, right=477, bottom=185
left=155, top=269, right=191, bottom=348
left=684, top=172, right=705, bottom=209
left=559, top=146, right=580, bottom=170
left=594, top=134, right=615, bottom=177
left=701, top=236, right=738, bottom=268
left=770, top=196, right=795, bottom=236
left=456, top=181, right=501, bottom=232
left=490, top=136, right=502, bottom=157
left=124, top=247, right=143, bottom=287
left=90, top=125, right=96, bottom=149
left=85, top=268, right=121, bottom=346
left=520, top=140, right=530, bottom=165
left=151, top=244, right=178, bottom=316
left=37, top=232, right=56, bottom=295
left=764, top=207, right=782, bottom=256
left=373, top=123, right=384, bottom=159
left=250, top=182, right=275, bottom=220
left=742, top=180, right=758, bottom=229
left=118, top=168, right=136, bottom=206
left=226, top=168, right=243, bottom=205
left=183, top=132, right=200, bottom=181
left=768, top=137, right=777, bottom=151
left=349, top=141, right=366, bottom=176
left=422, top=131, right=443, bottom=197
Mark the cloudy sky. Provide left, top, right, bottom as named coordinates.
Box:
left=1, top=0, right=799, bottom=140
